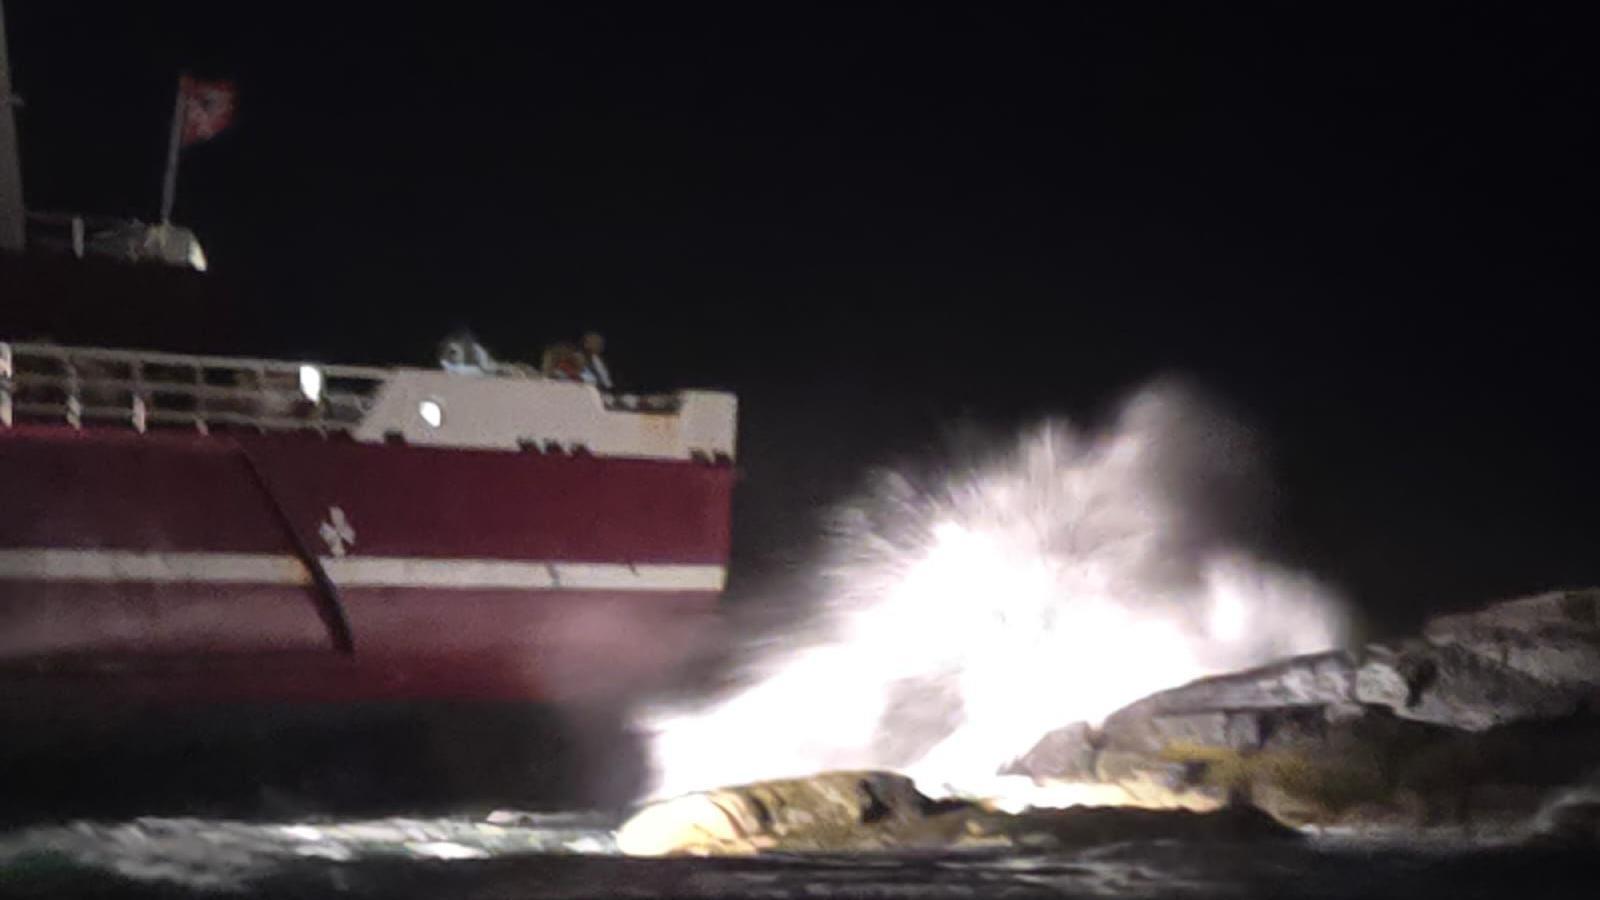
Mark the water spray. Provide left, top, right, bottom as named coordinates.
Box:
left=641, top=382, right=1349, bottom=801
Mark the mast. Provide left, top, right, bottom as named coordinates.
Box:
left=0, top=0, right=26, bottom=252
left=159, top=75, right=183, bottom=224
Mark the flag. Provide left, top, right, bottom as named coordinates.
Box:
left=178, top=75, right=237, bottom=147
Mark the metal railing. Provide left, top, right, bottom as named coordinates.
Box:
left=0, top=341, right=388, bottom=434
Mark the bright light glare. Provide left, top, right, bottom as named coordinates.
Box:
left=403, top=842, right=489, bottom=860
left=298, top=365, right=323, bottom=403
left=418, top=399, right=444, bottom=428
left=640, top=384, right=1349, bottom=804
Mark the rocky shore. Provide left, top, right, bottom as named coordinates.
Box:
left=622, top=590, right=1600, bottom=854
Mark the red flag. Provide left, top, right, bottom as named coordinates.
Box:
left=179, top=75, right=237, bottom=146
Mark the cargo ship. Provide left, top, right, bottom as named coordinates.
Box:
left=0, top=7, right=735, bottom=713
left=0, top=341, right=736, bottom=816
left=0, top=11, right=737, bottom=815
left=0, top=341, right=737, bottom=709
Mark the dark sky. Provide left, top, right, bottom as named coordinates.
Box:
left=4, top=3, right=1597, bottom=633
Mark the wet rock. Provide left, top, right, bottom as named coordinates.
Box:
left=616, top=771, right=1297, bottom=856
left=1026, top=705, right=1600, bottom=836
left=967, top=803, right=1298, bottom=849
left=1091, top=749, right=1228, bottom=811
left=1142, top=712, right=1600, bottom=834
left=615, top=771, right=936, bottom=856
left=1010, top=589, right=1600, bottom=837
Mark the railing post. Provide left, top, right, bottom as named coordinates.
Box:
left=0, top=342, right=11, bottom=428
left=131, top=359, right=147, bottom=434
left=64, top=355, right=82, bottom=429
left=253, top=364, right=267, bottom=424
left=193, top=362, right=206, bottom=432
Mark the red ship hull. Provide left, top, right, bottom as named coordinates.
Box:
left=0, top=425, right=735, bottom=710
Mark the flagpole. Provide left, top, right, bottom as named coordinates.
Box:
left=0, top=0, right=26, bottom=251
left=158, top=74, right=185, bottom=223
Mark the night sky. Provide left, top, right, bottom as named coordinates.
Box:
left=3, top=3, right=1596, bottom=634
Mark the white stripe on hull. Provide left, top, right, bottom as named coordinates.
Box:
left=0, top=550, right=310, bottom=585
left=0, top=549, right=725, bottom=592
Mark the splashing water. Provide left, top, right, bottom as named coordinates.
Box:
left=640, top=383, right=1350, bottom=800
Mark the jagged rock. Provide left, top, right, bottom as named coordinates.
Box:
left=1424, top=590, right=1600, bottom=688
left=1428, top=590, right=1600, bottom=640
left=1004, top=722, right=1097, bottom=782
left=1103, top=707, right=1267, bottom=755
left=1355, top=641, right=1582, bottom=731
left=1091, top=653, right=1357, bottom=762
left=1134, top=652, right=1359, bottom=715
left=1084, top=590, right=1600, bottom=737
left=1009, top=589, right=1600, bottom=837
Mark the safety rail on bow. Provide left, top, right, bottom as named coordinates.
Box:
left=0, top=341, right=389, bottom=434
